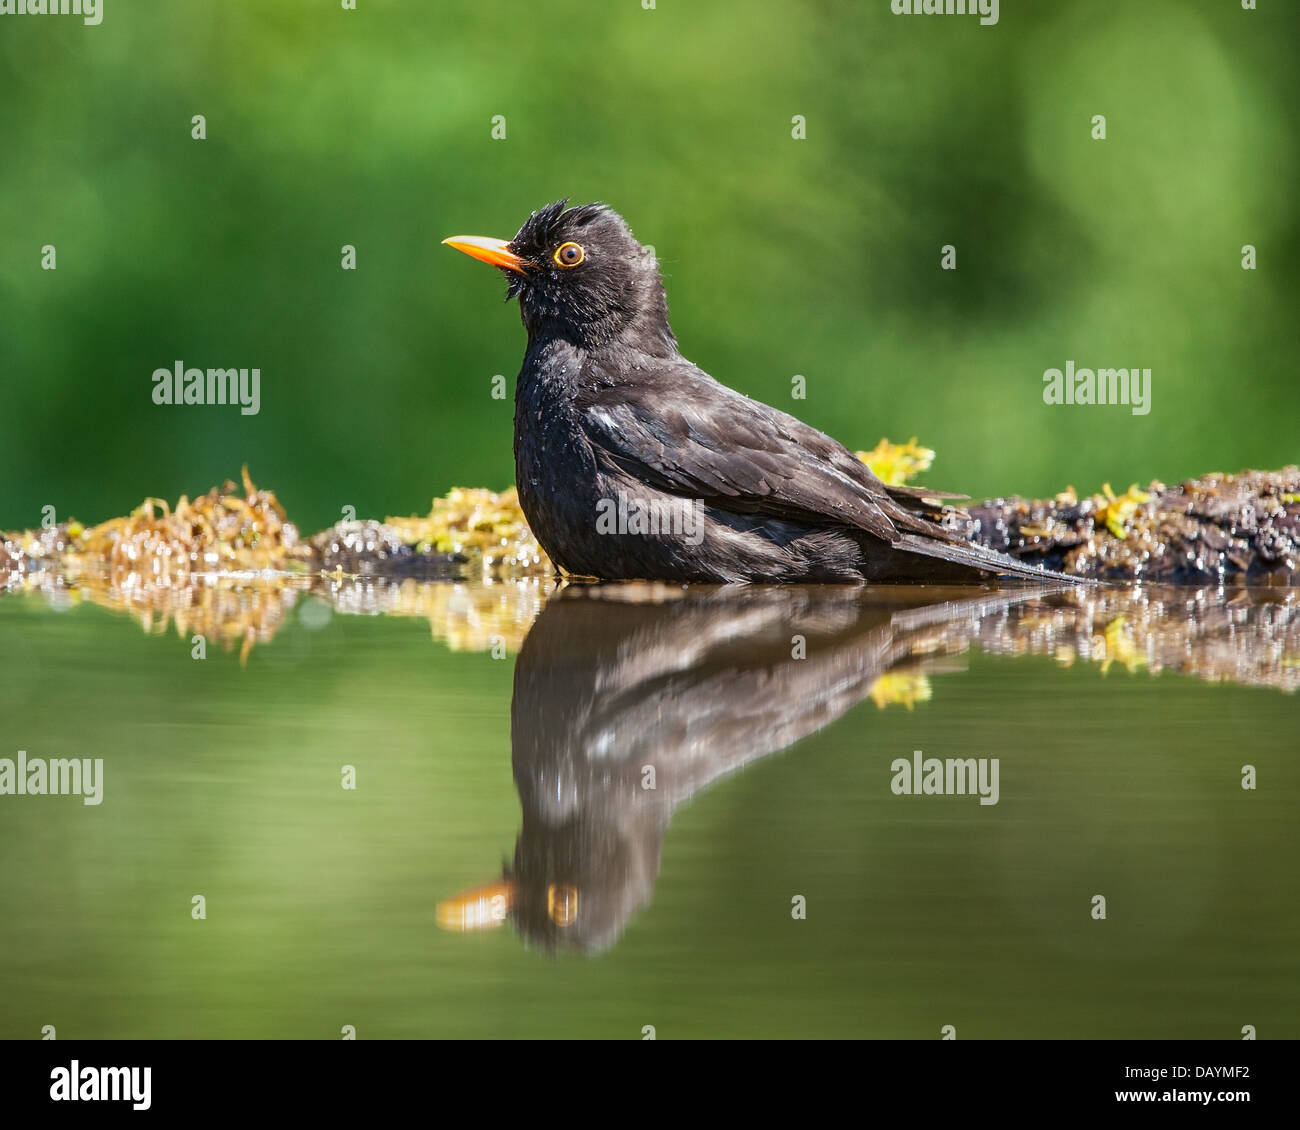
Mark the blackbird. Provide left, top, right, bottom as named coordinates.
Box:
left=445, top=200, right=1080, bottom=584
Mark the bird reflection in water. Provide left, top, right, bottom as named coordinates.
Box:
left=7, top=564, right=1294, bottom=952
left=437, top=583, right=1055, bottom=953
left=438, top=581, right=1300, bottom=952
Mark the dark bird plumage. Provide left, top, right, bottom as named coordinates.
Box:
left=445, top=200, right=1083, bottom=584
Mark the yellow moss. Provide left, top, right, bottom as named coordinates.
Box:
left=386, top=486, right=548, bottom=576
left=64, top=467, right=299, bottom=581
left=856, top=437, right=935, bottom=487
left=1093, top=483, right=1152, bottom=540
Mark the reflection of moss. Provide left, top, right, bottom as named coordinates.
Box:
left=8, top=562, right=1300, bottom=691
left=867, top=672, right=932, bottom=710
left=1094, top=616, right=1149, bottom=675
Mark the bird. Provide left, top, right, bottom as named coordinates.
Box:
left=443, top=200, right=1083, bottom=584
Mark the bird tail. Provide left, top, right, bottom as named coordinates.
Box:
left=891, top=532, right=1094, bottom=585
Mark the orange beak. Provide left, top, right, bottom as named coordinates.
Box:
left=435, top=879, right=515, bottom=932
left=442, top=234, right=531, bottom=274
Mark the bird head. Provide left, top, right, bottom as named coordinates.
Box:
left=444, top=200, right=675, bottom=353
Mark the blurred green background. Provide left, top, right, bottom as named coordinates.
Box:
left=1, top=0, right=1296, bottom=534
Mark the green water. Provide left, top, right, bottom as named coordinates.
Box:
left=0, top=581, right=1296, bottom=1039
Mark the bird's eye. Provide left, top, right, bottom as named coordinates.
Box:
left=553, top=242, right=585, bottom=268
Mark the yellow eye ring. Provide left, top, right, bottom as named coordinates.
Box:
left=553, top=242, right=585, bottom=268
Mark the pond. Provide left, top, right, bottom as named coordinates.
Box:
left=0, top=577, right=1295, bottom=1039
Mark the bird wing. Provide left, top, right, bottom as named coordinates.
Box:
left=579, top=363, right=923, bottom=544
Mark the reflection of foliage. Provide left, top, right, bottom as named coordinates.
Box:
left=320, top=575, right=545, bottom=654
left=982, top=588, right=1300, bottom=693
left=11, top=570, right=311, bottom=665
left=12, top=568, right=547, bottom=662
left=1094, top=616, right=1149, bottom=676
left=7, top=569, right=1300, bottom=697
left=867, top=672, right=932, bottom=710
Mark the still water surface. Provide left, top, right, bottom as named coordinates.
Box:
left=0, top=579, right=1295, bottom=1038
